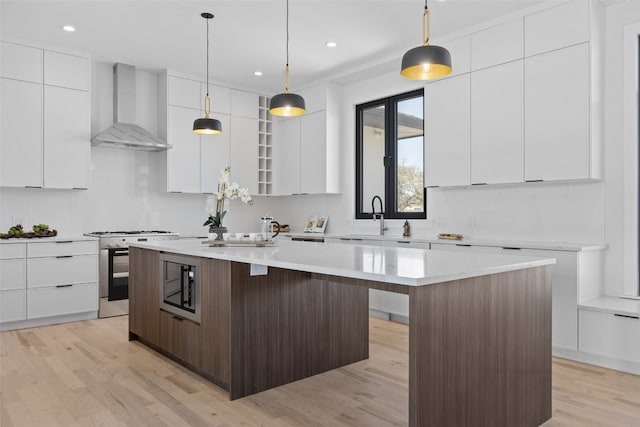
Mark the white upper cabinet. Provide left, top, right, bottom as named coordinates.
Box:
left=1, top=41, right=42, bottom=83
left=0, top=78, right=43, bottom=187
left=231, top=89, right=259, bottom=119
left=471, top=18, right=523, bottom=71
left=424, top=74, right=471, bottom=187
left=0, top=41, right=91, bottom=189
left=525, top=0, right=589, bottom=57
left=229, top=115, right=259, bottom=195
left=203, top=84, right=231, bottom=115
left=272, top=82, right=341, bottom=195
left=525, top=43, right=591, bottom=181
left=166, top=105, right=202, bottom=193
left=44, top=51, right=90, bottom=91
left=444, top=36, right=470, bottom=78
left=201, top=113, right=231, bottom=194
left=43, top=85, right=91, bottom=189
left=168, top=76, right=201, bottom=109
left=471, top=60, right=524, bottom=185
left=272, top=117, right=301, bottom=195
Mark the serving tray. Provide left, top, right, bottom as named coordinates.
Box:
left=202, top=239, right=276, bottom=247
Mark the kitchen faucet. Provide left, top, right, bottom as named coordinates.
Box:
left=371, top=195, right=387, bottom=235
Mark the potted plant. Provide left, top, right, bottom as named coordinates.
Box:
left=203, top=167, right=252, bottom=239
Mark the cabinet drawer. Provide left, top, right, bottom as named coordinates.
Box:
left=0, top=259, right=26, bottom=291
left=28, top=282, right=98, bottom=319
left=27, top=240, right=97, bottom=258
left=0, top=243, right=26, bottom=259
left=0, top=290, right=26, bottom=322
left=27, top=255, right=97, bottom=288
left=579, top=309, right=640, bottom=363
left=430, top=243, right=502, bottom=254
left=159, top=309, right=202, bottom=367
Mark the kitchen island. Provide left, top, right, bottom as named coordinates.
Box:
left=128, top=238, right=555, bottom=427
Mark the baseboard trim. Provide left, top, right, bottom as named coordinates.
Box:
left=553, top=346, right=640, bottom=375
left=0, top=311, right=98, bottom=331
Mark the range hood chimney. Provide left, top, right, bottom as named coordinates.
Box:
left=92, top=63, right=171, bottom=151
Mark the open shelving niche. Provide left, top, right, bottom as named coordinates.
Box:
left=258, top=96, right=273, bottom=195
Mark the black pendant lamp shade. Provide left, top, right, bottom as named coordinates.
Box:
left=400, top=0, right=452, bottom=80
left=193, top=12, right=222, bottom=135
left=269, top=0, right=306, bottom=117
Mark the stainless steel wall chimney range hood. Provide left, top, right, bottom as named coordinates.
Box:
left=92, top=63, right=171, bottom=151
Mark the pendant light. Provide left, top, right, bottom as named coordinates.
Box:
left=193, top=12, right=222, bottom=135
left=269, top=0, right=306, bottom=117
left=400, top=0, right=452, bottom=80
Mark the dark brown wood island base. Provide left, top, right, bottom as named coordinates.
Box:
left=129, top=244, right=552, bottom=427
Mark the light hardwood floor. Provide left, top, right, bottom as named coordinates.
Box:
left=1, top=316, right=638, bottom=426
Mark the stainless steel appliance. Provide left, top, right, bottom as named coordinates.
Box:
left=84, top=230, right=179, bottom=300
left=159, top=253, right=201, bottom=323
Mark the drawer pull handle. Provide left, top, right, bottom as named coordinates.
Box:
left=455, top=244, right=471, bottom=247
left=56, top=255, right=73, bottom=259
left=502, top=247, right=521, bottom=251
left=397, top=241, right=410, bottom=244
left=614, top=313, right=639, bottom=320
left=55, top=241, right=73, bottom=244
left=56, top=284, right=73, bottom=288
left=172, top=316, right=184, bottom=321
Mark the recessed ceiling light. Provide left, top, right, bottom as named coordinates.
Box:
left=325, top=41, right=337, bottom=48
left=62, top=25, right=75, bottom=32
left=254, top=71, right=263, bottom=76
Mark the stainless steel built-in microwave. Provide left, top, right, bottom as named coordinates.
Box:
left=159, top=253, right=201, bottom=324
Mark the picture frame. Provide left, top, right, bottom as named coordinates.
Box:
left=304, top=214, right=328, bottom=233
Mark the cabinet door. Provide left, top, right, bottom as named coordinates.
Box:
left=43, top=86, right=90, bottom=189
left=503, top=247, right=577, bottom=351
left=167, top=105, right=201, bottom=193
left=44, top=51, right=90, bottom=92
left=424, top=74, right=471, bottom=187
left=202, top=83, right=231, bottom=115
left=471, top=18, right=523, bottom=71
left=201, top=113, right=231, bottom=194
left=159, top=310, right=202, bottom=367
left=0, top=290, right=26, bottom=322
left=0, top=78, right=43, bottom=187
left=0, top=259, right=26, bottom=291
left=229, top=116, right=259, bottom=195
left=168, top=76, right=201, bottom=109
left=525, top=0, right=589, bottom=57
left=230, top=89, right=258, bottom=119
left=525, top=43, right=590, bottom=181
left=1, top=41, right=42, bottom=83
left=300, top=111, right=327, bottom=194
left=471, top=60, right=524, bottom=184
left=272, top=117, right=301, bottom=195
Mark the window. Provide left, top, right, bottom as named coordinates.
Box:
left=355, top=89, right=425, bottom=219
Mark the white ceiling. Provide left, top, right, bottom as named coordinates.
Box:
left=1, top=0, right=551, bottom=94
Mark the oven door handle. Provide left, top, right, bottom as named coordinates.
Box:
left=110, top=248, right=129, bottom=256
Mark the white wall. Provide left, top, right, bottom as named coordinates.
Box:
left=0, top=62, right=269, bottom=236
left=603, top=1, right=640, bottom=296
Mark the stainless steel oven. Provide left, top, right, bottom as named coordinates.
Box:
left=159, top=253, right=201, bottom=323
left=85, top=231, right=180, bottom=301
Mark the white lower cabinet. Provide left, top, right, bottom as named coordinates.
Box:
left=579, top=309, right=640, bottom=363
left=0, top=239, right=98, bottom=330
left=28, top=283, right=97, bottom=319
left=430, top=242, right=502, bottom=254
left=0, top=290, right=26, bottom=323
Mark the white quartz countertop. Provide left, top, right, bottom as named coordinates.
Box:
left=282, top=233, right=607, bottom=252
left=131, top=238, right=555, bottom=287
left=0, top=235, right=97, bottom=244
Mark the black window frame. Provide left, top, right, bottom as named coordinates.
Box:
left=355, top=89, right=426, bottom=220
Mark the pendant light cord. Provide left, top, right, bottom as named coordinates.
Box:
left=423, top=0, right=430, bottom=46
left=285, top=0, right=290, bottom=93
left=206, top=16, right=210, bottom=97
